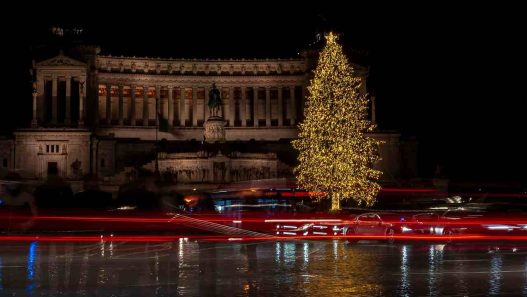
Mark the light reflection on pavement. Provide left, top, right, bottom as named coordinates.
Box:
left=0, top=239, right=526, bottom=296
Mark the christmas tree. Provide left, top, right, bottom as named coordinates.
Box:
left=292, top=32, right=382, bottom=210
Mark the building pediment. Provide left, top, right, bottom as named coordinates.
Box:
left=36, top=54, right=86, bottom=68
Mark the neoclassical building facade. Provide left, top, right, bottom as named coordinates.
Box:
left=0, top=44, right=406, bottom=187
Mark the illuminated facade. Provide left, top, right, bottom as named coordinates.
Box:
left=0, top=45, right=408, bottom=187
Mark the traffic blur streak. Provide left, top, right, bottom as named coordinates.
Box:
left=1, top=233, right=527, bottom=242
left=2, top=209, right=527, bottom=241
left=2, top=213, right=345, bottom=224
left=5, top=214, right=527, bottom=226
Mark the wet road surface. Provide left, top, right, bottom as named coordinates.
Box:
left=1, top=239, right=526, bottom=296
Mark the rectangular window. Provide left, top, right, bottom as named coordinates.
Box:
left=222, top=88, right=230, bottom=100
left=111, top=86, right=119, bottom=97
left=197, top=88, right=205, bottom=100
left=46, top=145, right=50, bottom=153
left=98, top=85, right=107, bottom=96
left=160, top=88, right=168, bottom=99
left=147, top=88, right=155, bottom=98
left=174, top=88, right=180, bottom=100
left=136, top=87, right=143, bottom=97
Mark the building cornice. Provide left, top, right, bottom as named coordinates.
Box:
left=96, top=55, right=307, bottom=76
left=96, top=73, right=308, bottom=87
left=36, top=54, right=86, bottom=68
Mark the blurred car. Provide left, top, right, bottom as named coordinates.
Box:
left=343, top=212, right=409, bottom=243
left=439, top=209, right=527, bottom=237
left=398, top=207, right=527, bottom=240
left=275, top=222, right=314, bottom=236
left=403, top=212, right=444, bottom=235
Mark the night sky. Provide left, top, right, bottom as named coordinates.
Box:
left=1, top=4, right=524, bottom=183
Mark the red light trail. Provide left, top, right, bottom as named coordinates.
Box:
left=0, top=233, right=527, bottom=243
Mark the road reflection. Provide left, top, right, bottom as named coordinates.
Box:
left=0, top=240, right=526, bottom=296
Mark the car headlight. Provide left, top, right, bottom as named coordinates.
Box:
left=300, top=224, right=312, bottom=231
left=401, top=226, right=412, bottom=233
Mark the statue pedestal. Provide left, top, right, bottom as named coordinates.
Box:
left=203, top=116, right=226, bottom=143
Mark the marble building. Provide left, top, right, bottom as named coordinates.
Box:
left=0, top=43, right=409, bottom=187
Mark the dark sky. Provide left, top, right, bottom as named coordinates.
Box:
left=1, top=3, right=524, bottom=182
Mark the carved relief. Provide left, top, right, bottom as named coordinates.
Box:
left=196, top=150, right=208, bottom=158
left=204, top=120, right=226, bottom=142
left=36, top=54, right=87, bottom=67
left=152, top=153, right=278, bottom=184
left=277, top=64, right=282, bottom=74
left=71, top=159, right=82, bottom=177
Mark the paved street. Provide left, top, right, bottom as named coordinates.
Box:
left=1, top=239, right=526, bottom=296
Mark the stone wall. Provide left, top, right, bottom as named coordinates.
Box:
left=14, top=129, right=90, bottom=179
left=145, top=151, right=279, bottom=184
left=0, top=138, right=14, bottom=176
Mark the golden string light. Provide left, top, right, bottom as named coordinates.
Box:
left=292, top=32, right=382, bottom=210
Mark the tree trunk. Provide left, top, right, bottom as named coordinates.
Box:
left=330, top=193, right=341, bottom=211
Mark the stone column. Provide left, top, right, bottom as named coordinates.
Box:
left=31, top=88, right=38, bottom=128
left=222, top=88, right=227, bottom=120
left=51, top=74, right=58, bottom=124
left=156, top=85, right=161, bottom=127
left=360, top=76, right=367, bottom=95
left=37, top=75, right=45, bottom=122
left=277, top=86, right=283, bottom=126
left=143, top=85, right=149, bottom=126
left=253, top=87, right=258, bottom=127
left=79, top=81, right=85, bottom=126
left=91, top=139, right=99, bottom=174
left=106, top=83, right=112, bottom=125
left=204, top=86, right=210, bottom=121
left=301, top=86, right=306, bottom=120
left=168, top=86, right=174, bottom=129
left=290, top=86, right=296, bottom=125
left=229, top=87, right=235, bottom=126
left=118, top=84, right=124, bottom=126
left=179, top=87, right=185, bottom=126
left=92, top=72, right=99, bottom=127
left=265, top=87, right=271, bottom=127
left=65, top=76, right=71, bottom=124
left=371, top=95, right=377, bottom=125
left=240, top=87, right=247, bottom=127
left=130, top=84, right=136, bottom=126
left=192, top=87, right=198, bottom=126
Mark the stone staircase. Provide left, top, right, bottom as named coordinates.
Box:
left=103, top=166, right=138, bottom=184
